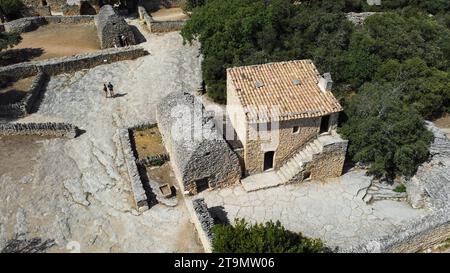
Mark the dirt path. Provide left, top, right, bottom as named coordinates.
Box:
left=151, top=8, right=189, bottom=21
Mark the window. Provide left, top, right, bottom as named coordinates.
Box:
left=293, top=126, right=299, bottom=134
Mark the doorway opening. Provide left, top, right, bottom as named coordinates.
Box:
left=320, top=115, right=330, bottom=134
left=263, top=151, right=275, bottom=171
left=194, top=178, right=209, bottom=193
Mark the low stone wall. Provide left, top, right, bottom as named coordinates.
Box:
left=189, top=198, right=214, bottom=253
left=0, top=46, right=147, bottom=81
left=138, top=5, right=187, bottom=33
left=118, top=128, right=149, bottom=213
left=0, top=71, right=47, bottom=118
left=0, top=122, right=78, bottom=138
left=342, top=207, right=450, bottom=253
left=3, top=15, right=95, bottom=33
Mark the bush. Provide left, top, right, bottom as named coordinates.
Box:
left=0, top=31, right=21, bottom=52
left=0, top=0, right=24, bottom=20
left=212, top=219, right=329, bottom=253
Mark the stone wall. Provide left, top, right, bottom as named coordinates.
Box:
left=245, top=118, right=320, bottom=175
left=342, top=208, right=450, bottom=253
left=156, top=92, right=241, bottom=195
left=307, top=136, right=348, bottom=180
left=189, top=198, right=213, bottom=253
left=0, top=71, right=47, bottom=118
left=95, top=5, right=135, bottom=49
left=0, top=46, right=146, bottom=81
left=0, top=122, right=78, bottom=138
left=138, top=5, right=187, bottom=33
left=118, top=128, right=149, bottom=213
left=3, top=15, right=95, bottom=33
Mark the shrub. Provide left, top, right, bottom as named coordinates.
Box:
left=212, top=219, right=329, bottom=253
left=0, top=0, right=24, bottom=20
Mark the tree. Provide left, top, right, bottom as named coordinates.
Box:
left=0, top=31, right=21, bottom=52
left=0, top=0, right=23, bottom=20
left=212, top=219, right=328, bottom=253
left=339, top=82, right=433, bottom=178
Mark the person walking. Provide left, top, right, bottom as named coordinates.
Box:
left=107, top=82, right=114, bottom=98
left=103, top=83, right=109, bottom=98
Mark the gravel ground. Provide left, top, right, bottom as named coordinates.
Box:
left=0, top=25, right=204, bottom=252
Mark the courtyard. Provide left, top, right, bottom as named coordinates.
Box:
left=190, top=170, right=428, bottom=250
left=8, top=23, right=100, bottom=64
left=0, top=23, right=203, bottom=252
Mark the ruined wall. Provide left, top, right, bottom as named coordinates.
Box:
left=95, top=5, right=135, bottom=49
left=0, top=122, right=78, bottom=138
left=0, top=71, right=47, bottom=118
left=0, top=46, right=146, bottom=81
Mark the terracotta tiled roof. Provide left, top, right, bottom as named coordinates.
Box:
left=227, top=60, right=343, bottom=122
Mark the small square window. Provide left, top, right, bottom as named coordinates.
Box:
left=293, top=126, right=300, bottom=133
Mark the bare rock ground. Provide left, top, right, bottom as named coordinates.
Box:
left=1, top=27, right=204, bottom=252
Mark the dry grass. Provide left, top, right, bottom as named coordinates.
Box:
left=11, top=24, right=100, bottom=61
left=150, top=8, right=189, bottom=21
left=132, top=127, right=167, bottom=159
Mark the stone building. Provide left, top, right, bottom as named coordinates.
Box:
left=94, top=5, right=135, bottom=49
left=156, top=92, right=241, bottom=195
left=226, top=60, right=348, bottom=187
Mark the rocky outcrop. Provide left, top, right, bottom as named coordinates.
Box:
left=406, top=122, right=450, bottom=210
left=346, top=12, right=378, bottom=25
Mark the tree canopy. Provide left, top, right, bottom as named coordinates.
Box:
left=182, top=0, right=449, bottom=177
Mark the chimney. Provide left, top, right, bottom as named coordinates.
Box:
left=318, top=72, right=333, bottom=92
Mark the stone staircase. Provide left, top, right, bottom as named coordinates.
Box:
left=242, top=134, right=337, bottom=192
left=276, top=138, right=324, bottom=183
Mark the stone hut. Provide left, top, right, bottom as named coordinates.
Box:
left=94, top=5, right=135, bottom=49
left=156, top=92, right=241, bottom=195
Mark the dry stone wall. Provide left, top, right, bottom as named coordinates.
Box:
left=138, top=5, right=187, bottom=33
left=3, top=15, right=95, bottom=33
left=0, top=71, right=47, bottom=118
left=118, top=128, right=149, bottom=213
left=0, top=122, right=78, bottom=138
left=191, top=198, right=214, bottom=253
left=0, top=46, right=146, bottom=81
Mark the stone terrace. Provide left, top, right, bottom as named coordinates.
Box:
left=191, top=170, right=428, bottom=250
left=0, top=26, right=203, bottom=252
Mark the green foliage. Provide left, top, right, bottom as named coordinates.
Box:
left=183, top=0, right=447, bottom=177
left=0, top=31, right=21, bottom=52
left=184, top=0, right=208, bottom=11
left=182, top=0, right=353, bottom=103
left=0, top=0, right=23, bottom=20
left=394, top=184, right=407, bottom=193
left=212, top=219, right=328, bottom=253
left=339, top=82, right=433, bottom=177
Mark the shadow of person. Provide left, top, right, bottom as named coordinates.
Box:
left=112, top=93, right=128, bottom=98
